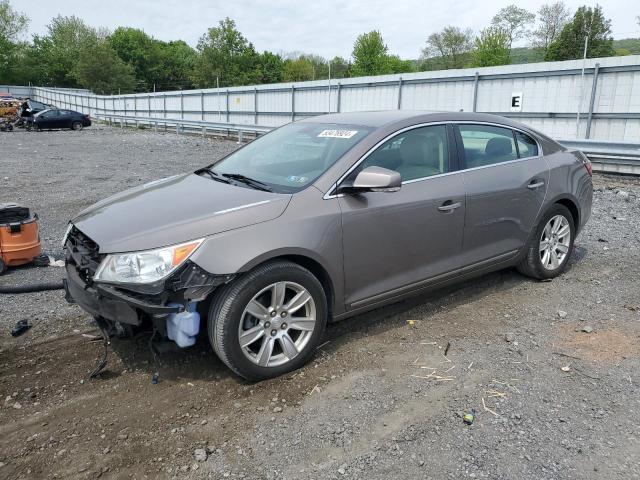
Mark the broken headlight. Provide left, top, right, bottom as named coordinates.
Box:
left=94, top=239, right=203, bottom=285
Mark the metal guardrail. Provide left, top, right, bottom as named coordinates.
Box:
left=558, top=139, right=640, bottom=175
left=95, top=115, right=640, bottom=175
left=95, top=114, right=273, bottom=142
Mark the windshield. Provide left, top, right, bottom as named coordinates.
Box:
left=208, top=122, right=373, bottom=193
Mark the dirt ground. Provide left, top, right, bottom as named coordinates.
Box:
left=0, top=127, right=639, bottom=480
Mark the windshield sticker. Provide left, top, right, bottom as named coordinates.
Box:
left=318, top=129, right=358, bottom=139
left=287, top=175, right=308, bottom=183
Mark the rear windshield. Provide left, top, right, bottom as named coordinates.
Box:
left=209, top=122, right=373, bottom=193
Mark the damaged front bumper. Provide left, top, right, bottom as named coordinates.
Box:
left=64, top=226, right=233, bottom=345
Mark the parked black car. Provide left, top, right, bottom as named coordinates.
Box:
left=31, top=109, right=91, bottom=131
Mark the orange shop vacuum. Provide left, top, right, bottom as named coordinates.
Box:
left=0, top=203, right=48, bottom=274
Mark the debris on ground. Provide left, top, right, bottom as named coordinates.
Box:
left=10, top=319, right=31, bottom=337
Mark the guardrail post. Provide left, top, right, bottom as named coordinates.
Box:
left=180, top=91, right=184, bottom=119
left=472, top=71, right=479, bottom=112
left=148, top=94, right=151, bottom=118
left=120, top=119, right=124, bottom=130
left=200, top=91, right=205, bottom=121
left=154, top=121, right=158, bottom=133
left=238, top=130, right=243, bottom=144
left=397, top=77, right=403, bottom=110
left=202, top=126, right=206, bottom=137
left=337, top=83, right=342, bottom=113
left=291, top=85, right=295, bottom=122
left=585, top=63, right=600, bottom=140
left=176, top=123, right=180, bottom=134
left=124, top=96, right=127, bottom=117
left=134, top=95, right=137, bottom=117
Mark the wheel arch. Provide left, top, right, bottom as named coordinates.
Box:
left=550, top=195, right=580, bottom=229
left=238, top=249, right=337, bottom=318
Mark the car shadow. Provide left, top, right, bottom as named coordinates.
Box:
left=103, top=246, right=588, bottom=384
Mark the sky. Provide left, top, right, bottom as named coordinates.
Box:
left=16, top=0, right=640, bottom=59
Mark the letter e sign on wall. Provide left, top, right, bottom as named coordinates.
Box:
left=511, top=92, right=523, bottom=112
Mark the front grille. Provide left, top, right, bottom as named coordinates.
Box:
left=65, top=226, right=104, bottom=284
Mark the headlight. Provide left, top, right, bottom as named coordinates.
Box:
left=94, top=239, right=204, bottom=284
left=61, top=223, right=73, bottom=248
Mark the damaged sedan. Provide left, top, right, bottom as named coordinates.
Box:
left=64, top=111, right=592, bottom=381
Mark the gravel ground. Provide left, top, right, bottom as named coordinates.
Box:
left=0, top=126, right=639, bottom=480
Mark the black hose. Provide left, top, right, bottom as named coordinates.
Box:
left=0, top=282, right=64, bottom=294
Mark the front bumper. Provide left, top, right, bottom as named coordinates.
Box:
left=64, top=263, right=182, bottom=325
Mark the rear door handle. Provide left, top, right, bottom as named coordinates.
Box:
left=437, top=201, right=462, bottom=212
left=527, top=180, right=545, bottom=190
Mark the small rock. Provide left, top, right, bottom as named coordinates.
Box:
left=117, top=433, right=128, bottom=440
left=103, top=447, right=110, bottom=455
left=200, top=419, right=208, bottom=425
left=616, top=190, right=629, bottom=199
left=581, top=326, right=593, bottom=333
left=338, top=466, right=347, bottom=475
left=12, top=402, right=22, bottom=409
left=273, top=406, right=283, bottom=413
left=505, top=332, right=516, bottom=343
left=194, top=448, right=207, bottom=462
left=557, top=310, right=568, bottom=319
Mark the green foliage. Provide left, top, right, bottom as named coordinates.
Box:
left=1, top=0, right=636, bottom=93
left=531, top=2, right=571, bottom=53
left=472, top=27, right=511, bottom=67
left=192, top=17, right=262, bottom=87
left=421, top=26, right=473, bottom=70
left=75, top=40, right=136, bottom=93
left=491, top=4, right=536, bottom=51
left=36, top=15, right=100, bottom=87
left=545, top=5, right=615, bottom=61
left=282, top=57, right=315, bottom=81
left=351, top=31, right=389, bottom=76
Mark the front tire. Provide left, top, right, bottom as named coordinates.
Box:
left=517, top=204, right=575, bottom=280
left=208, top=261, right=327, bottom=381
left=71, top=121, right=83, bottom=131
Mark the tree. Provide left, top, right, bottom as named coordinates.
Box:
left=0, top=0, right=29, bottom=84
left=282, top=57, right=315, bottom=82
left=36, top=15, right=100, bottom=87
left=75, top=40, right=136, bottom=93
left=0, top=0, right=27, bottom=41
left=328, top=56, right=350, bottom=79
left=351, top=31, right=390, bottom=76
left=491, top=4, right=535, bottom=52
left=421, top=26, right=473, bottom=69
left=108, top=27, right=163, bottom=90
left=472, top=26, right=511, bottom=67
left=532, top=2, right=571, bottom=53
left=255, top=51, right=283, bottom=84
left=386, top=55, right=415, bottom=74
left=192, top=18, right=261, bottom=87
left=545, top=5, right=615, bottom=61
left=157, top=40, right=197, bottom=90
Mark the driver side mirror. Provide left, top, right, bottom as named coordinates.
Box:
left=337, top=166, right=401, bottom=194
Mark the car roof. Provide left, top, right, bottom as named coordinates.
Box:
left=300, top=110, right=538, bottom=131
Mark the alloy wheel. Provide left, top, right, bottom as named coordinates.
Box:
left=539, top=214, right=571, bottom=270
left=238, top=281, right=316, bottom=367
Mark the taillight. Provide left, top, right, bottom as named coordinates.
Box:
left=579, top=151, right=592, bottom=177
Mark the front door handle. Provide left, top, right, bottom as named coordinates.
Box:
left=527, top=180, right=545, bottom=190
left=437, top=201, right=462, bottom=213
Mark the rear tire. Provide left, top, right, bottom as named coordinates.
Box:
left=208, top=260, right=327, bottom=381
left=71, top=121, right=83, bottom=131
left=0, top=258, right=6, bottom=275
left=517, top=204, right=575, bottom=280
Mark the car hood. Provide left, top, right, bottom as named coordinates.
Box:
left=72, top=173, right=291, bottom=253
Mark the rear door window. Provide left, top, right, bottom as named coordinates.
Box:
left=458, top=124, right=517, bottom=169
left=515, top=131, right=539, bottom=158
